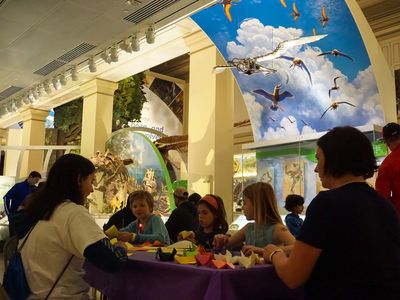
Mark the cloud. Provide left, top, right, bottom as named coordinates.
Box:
left=225, top=19, right=383, bottom=141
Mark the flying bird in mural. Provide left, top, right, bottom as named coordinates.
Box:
left=213, top=34, right=327, bottom=75
left=256, top=34, right=327, bottom=63
left=319, top=5, right=329, bottom=27
left=301, top=119, right=310, bottom=126
left=278, top=56, right=313, bottom=85
left=280, top=0, right=287, bottom=8
left=320, top=101, right=356, bottom=119
left=328, top=76, right=341, bottom=98
left=253, top=84, right=293, bottom=111
left=286, top=116, right=296, bottom=123
left=213, top=57, right=277, bottom=75
left=270, top=117, right=276, bottom=122
left=290, top=2, right=300, bottom=21
left=215, top=0, right=241, bottom=22
left=317, top=49, right=353, bottom=61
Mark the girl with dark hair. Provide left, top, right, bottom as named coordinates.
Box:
left=264, top=126, right=400, bottom=299
left=214, top=182, right=295, bottom=255
left=20, top=154, right=127, bottom=299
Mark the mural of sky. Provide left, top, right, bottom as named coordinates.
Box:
left=192, top=0, right=384, bottom=142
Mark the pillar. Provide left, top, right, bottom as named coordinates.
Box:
left=185, top=29, right=235, bottom=223
left=80, top=78, right=118, bottom=158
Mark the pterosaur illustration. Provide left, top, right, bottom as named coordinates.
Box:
left=213, top=34, right=327, bottom=75
left=317, top=49, right=353, bottom=61
left=253, top=84, right=293, bottom=111
left=213, top=58, right=277, bottom=75
left=278, top=56, right=313, bottom=85
left=319, top=5, right=329, bottom=27
left=328, top=76, right=341, bottom=98
left=320, top=101, right=356, bottom=119
left=290, top=2, right=300, bottom=21
left=280, top=0, right=287, bottom=8
left=215, top=0, right=241, bottom=22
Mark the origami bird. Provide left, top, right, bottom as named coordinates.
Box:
left=253, top=84, right=293, bottom=111
left=280, top=0, right=287, bottom=8
left=317, top=49, right=353, bottom=61
left=278, top=56, right=313, bottom=85
left=319, top=5, right=329, bottom=27
left=329, top=76, right=341, bottom=98
left=320, top=101, right=356, bottom=119
left=290, top=2, right=300, bottom=21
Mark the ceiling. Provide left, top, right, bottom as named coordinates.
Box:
left=0, top=0, right=399, bottom=127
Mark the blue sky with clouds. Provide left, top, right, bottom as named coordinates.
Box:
left=192, top=0, right=384, bottom=141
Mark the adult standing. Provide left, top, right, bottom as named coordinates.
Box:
left=165, top=188, right=199, bottom=242
left=376, top=122, right=400, bottom=216
left=3, top=171, right=41, bottom=216
left=264, top=126, right=400, bottom=300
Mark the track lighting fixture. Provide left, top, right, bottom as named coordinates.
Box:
left=88, top=57, right=97, bottom=72
left=145, top=25, right=155, bottom=44
left=71, top=67, right=78, bottom=81
left=131, top=34, right=140, bottom=52
left=110, top=46, right=119, bottom=62
left=101, top=49, right=112, bottom=64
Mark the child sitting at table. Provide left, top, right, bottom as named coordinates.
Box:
left=117, top=190, right=170, bottom=245
left=214, top=182, right=295, bottom=255
left=284, top=194, right=304, bottom=237
left=179, top=194, right=228, bottom=249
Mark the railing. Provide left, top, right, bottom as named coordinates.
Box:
left=0, top=145, right=81, bottom=179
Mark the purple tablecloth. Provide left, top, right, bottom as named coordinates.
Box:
left=84, top=251, right=303, bottom=300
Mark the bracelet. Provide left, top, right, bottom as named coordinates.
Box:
left=268, top=249, right=284, bottom=263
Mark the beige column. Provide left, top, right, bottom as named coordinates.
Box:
left=20, top=108, right=48, bottom=178
left=80, top=78, right=117, bottom=158
left=185, top=30, right=234, bottom=223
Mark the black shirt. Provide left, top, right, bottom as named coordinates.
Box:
left=165, top=201, right=199, bottom=242
left=297, top=182, right=400, bottom=300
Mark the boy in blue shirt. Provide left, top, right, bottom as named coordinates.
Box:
left=284, top=194, right=304, bottom=237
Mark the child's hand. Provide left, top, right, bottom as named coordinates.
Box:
left=118, top=232, right=136, bottom=242
left=177, top=230, right=196, bottom=242
left=213, top=234, right=229, bottom=249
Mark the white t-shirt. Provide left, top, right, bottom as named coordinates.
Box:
left=21, top=201, right=106, bottom=299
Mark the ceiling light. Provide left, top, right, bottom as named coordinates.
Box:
left=145, top=25, right=155, bottom=44
left=110, top=46, right=119, bottom=62
left=88, top=57, right=97, bottom=73
left=101, top=50, right=111, bottom=64
left=131, top=34, right=140, bottom=52
left=71, top=67, right=78, bottom=81
left=59, top=73, right=67, bottom=86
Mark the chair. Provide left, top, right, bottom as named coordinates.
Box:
left=3, top=235, right=19, bottom=269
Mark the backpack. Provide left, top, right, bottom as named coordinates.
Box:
left=3, top=251, right=30, bottom=300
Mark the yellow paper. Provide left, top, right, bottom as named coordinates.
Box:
left=180, top=230, right=195, bottom=239
left=105, top=225, right=120, bottom=239
left=174, top=255, right=197, bottom=265
left=110, top=238, right=118, bottom=245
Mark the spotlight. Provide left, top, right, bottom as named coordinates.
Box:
left=110, top=46, right=119, bottom=62
left=120, top=40, right=132, bottom=53
left=71, top=67, right=78, bottom=81
left=131, top=34, right=140, bottom=52
left=145, top=25, right=155, bottom=44
left=59, top=73, right=67, bottom=86
left=44, top=81, right=52, bottom=94
left=101, top=50, right=111, bottom=64
left=88, top=57, right=97, bottom=73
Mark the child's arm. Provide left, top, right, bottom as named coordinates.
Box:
left=134, top=215, right=170, bottom=245
left=214, top=224, right=248, bottom=249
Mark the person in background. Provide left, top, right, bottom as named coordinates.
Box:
left=214, top=182, right=295, bottom=255
left=20, top=154, right=127, bottom=299
left=179, top=194, right=228, bottom=249
left=188, top=192, right=202, bottom=207
left=117, top=190, right=170, bottom=245
left=375, top=122, right=400, bottom=217
left=264, top=126, right=400, bottom=300
left=4, top=171, right=41, bottom=216
left=103, top=193, right=137, bottom=231
left=165, top=188, right=199, bottom=243
left=284, top=194, right=304, bottom=237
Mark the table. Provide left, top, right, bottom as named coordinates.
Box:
left=84, top=251, right=303, bottom=300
